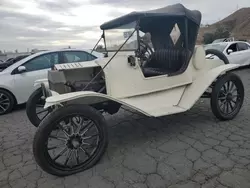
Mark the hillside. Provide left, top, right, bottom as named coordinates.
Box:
left=197, top=7, right=250, bottom=44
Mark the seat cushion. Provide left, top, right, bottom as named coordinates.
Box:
left=143, top=67, right=173, bottom=77
left=143, top=48, right=188, bottom=76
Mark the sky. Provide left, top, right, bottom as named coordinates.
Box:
left=0, top=0, right=249, bottom=52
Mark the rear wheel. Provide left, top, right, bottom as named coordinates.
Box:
left=210, top=73, right=244, bottom=120
left=0, top=89, right=15, bottom=115
left=33, top=104, right=108, bottom=176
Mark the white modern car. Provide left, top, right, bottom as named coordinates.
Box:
left=0, top=49, right=103, bottom=115
left=205, top=41, right=250, bottom=66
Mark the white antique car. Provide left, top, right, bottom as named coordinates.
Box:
left=32, top=4, right=245, bottom=177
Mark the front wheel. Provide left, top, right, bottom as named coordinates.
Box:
left=26, top=87, right=52, bottom=127
left=0, top=89, right=15, bottom=115
left=33, top=104, right=108, bottom=176
left=210, top=73, right=244, bottom=121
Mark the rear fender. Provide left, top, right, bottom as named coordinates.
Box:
left=178, top=64, right=240, bottom=109
left=44, top=91, right=151, bottom=116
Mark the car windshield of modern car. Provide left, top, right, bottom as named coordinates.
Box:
left=212, top=39, right=226, bottom=43
left=204, top=43, right=228, bottom=52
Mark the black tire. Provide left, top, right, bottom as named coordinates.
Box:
left=33, top=104, right=108, bottom=176
left=26, top=87, right=50, bottom=127
left=0, top=89, right=15, bottom=115
left=211, top=73, right=244, bottom=121
left=205, top=49, right=229, bottom=64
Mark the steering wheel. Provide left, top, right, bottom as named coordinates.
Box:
left=138, top=39, right=154, bottom=64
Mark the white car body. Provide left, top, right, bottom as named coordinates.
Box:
left=205, top=41, right=250, bottom=66
left=43, top=46, right=239, bottom=117
left=0, top=49, right=103, bottom=106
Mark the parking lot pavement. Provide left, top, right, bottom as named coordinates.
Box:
left=0, top=69, right=250, bottom=188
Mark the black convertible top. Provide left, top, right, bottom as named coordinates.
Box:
left=100, top=4, right=201, bottom=30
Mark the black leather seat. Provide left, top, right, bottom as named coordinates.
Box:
left=142, top=48, right=188, bottom=77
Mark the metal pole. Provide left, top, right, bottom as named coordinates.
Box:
left=82, top=29, right=137, bottom=91
left=91, top=33, right=104, bottom=54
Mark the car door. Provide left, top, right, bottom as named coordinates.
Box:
left=240, top=42, right=250, bottom=65
left=12, top=52, right=59, bottom=103
left=226, top=42, right=250, bottom=66
left=235, top=42, right=250, bottom=66
left=247, top=43, right=250, bottom=65
left=224, top=43, right=240, bottom=64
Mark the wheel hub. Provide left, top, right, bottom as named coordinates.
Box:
left=226, top=93, right=233, bottom=101
left=0, top=93, right=10, bottom=112
left=67, top=134, right=82, bottom=149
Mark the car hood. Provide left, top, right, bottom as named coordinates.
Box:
left=0, top=63, right=9, bottom=71
left=0, top=70, right=9, bottom=75
left=0, top=67, right=6, bottom=72
left=0, top=60, right=16, bottom=72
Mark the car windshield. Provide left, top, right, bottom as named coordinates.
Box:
left=204, top=43, right=228, bottom=52
left=104, top=21, right=145, bottom=51
left=212, top=39, right=226, bottom=43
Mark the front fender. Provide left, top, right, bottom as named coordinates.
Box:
left=178, top=64, right=240, bottom=109
left=44, top=91, right=151, bottom=116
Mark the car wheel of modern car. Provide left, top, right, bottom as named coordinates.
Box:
left=33, top=104, right=108, bottom=176
left=26, top=87, right=51, bottom=127
left=211, top=73, right=244, bottom=121
left=0, top=89, right=15, bottom=115
left=205, top=49, right=229, bottom=64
